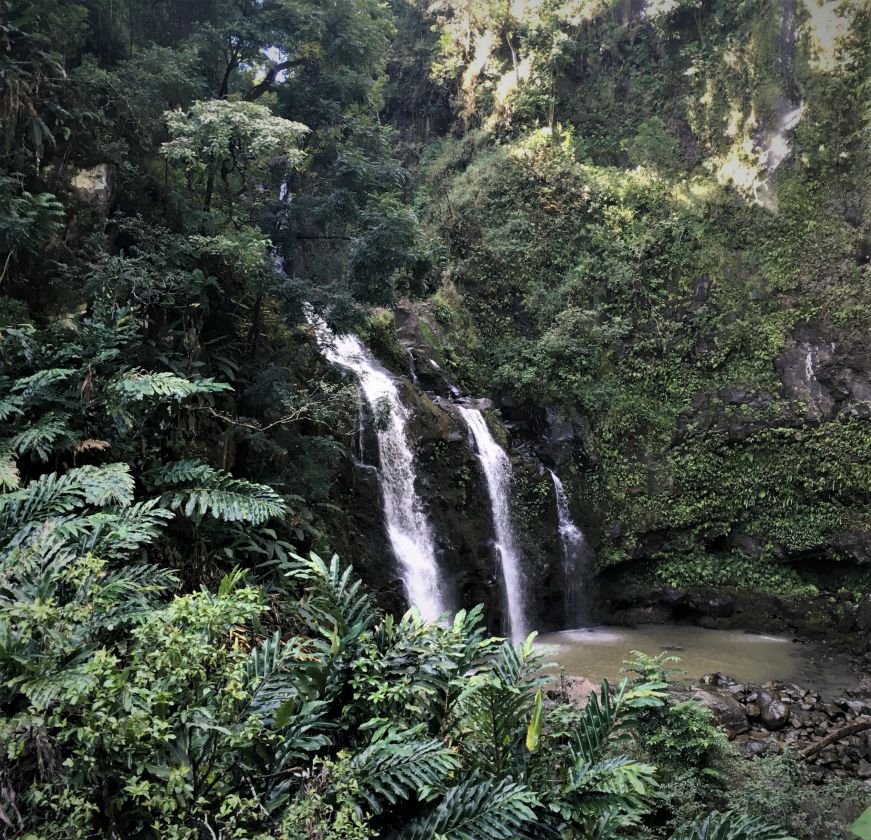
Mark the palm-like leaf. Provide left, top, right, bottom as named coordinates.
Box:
left=396, top=777, right=543, bottom=840
left=151, top=458, right=286, bottom=524
left=455, top=634, right=551, bottom=775
left=289, top=552, right=376, bottom=643
left=10, top=411, right=75, bottom=461
left=246, top=631, right=323, bottom=719
left=0, top=463, right=135, bottom=543
left=350, top=728, right=459, bottom=815
left=669, top=811, right=796, bottom=840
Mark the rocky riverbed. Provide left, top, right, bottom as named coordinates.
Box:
left=690, top=671, right=871, bottom=784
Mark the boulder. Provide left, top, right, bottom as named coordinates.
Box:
left=610, top=605, right=672, bottom=626
left=686, top=591, right=735, bottom=618
left=693, top=688, right=749, bottom=738
left=744, top=739, right=769, bottom=758
left=761, top=700, right=791, bottom=730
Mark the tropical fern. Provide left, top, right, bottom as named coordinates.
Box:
left=358, top=605, right=494, bottom=733
left=10, top=367, right=76, bottom=395
left=10, top=411, right=75, bottom=460
left=396, top=776, right=543, bottom=840
left=455, top=634, right=551, bottom=775
left=349, top=728, right=459, bottom=815
left=109, top=369, right=231, bottom=401
left=0, top=393, right=23, bottom=421
left=669, top=811, right=797, bottom=840
left=0, top=463, right=136, bottom=543
left=541, top=679, right=664, bottom=834
left=74, top=501, right=176, bottom=559
left=151, top=458, right=286, bottom=524
left=0, top=442, right=19, bottom=491
left=289, top=552, right=376, bottom=644
left=245, top=631, right=324, bottom=720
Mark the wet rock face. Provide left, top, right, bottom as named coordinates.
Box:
left=694, top=672, right=871, bottom=782
left=69, top=164, right=117, bottom=216
left=539, top=407, right=587, bottom=468
left=405, top=389, right=512, bottom=631
left=597, top=571, right=871, bottom=640
left=777, top=328, right=871, bottom=422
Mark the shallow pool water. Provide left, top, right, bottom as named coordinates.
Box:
left=536, top=624, right=857, bottom=696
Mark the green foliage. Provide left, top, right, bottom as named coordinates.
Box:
left=1, top=537, right=739, bottom=838
left=651, top=553, right=819, bottom=600
left=724, top=753, right=870, bottom=840
left=0, top=182, right=64, bottom=275
left=1, top=1, right=867, bottom=837
left=851, top=807, right=871, bottom=840
left=151, top=459, right=287, bottom=524
left=670, top=811, right=796, bottom=840
left=162, top=99, right=308, bottom=215
left=397, top=776, right=541, bottom=840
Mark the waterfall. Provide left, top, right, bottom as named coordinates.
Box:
left=458, top=407, right=528, bottom=642
left=549, top=470, right=589, bottom=627
left=310, top=313, right=447, bottom=622
left=405, top=347, right=419, bottom=386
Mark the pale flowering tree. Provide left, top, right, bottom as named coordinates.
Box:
left=161, top=99, right=308, bottom=215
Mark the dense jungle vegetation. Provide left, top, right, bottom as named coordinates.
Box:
left=0, top=0, right=869, bottom=837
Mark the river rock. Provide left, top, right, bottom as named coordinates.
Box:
left=761, top=700, right=790, bottom=730
left=693, top=688, right=749, bottom=737
left=744, top=739, right=769, bottom=758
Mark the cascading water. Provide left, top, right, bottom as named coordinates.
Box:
left=310, top=313, right=447, bottom=622
left=549, top=470, right=589, bottom=627
left=458, top=406, right=528, bottom=642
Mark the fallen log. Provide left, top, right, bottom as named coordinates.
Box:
left=800, top=719, right=871, bottom=759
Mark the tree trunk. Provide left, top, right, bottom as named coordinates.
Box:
left=800, top=719, right=871, bottom=759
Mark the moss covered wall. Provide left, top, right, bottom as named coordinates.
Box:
left=406, top=0, right=870, bottom=605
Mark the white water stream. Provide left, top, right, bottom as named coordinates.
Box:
left=310, top=314, right=447, bottom=621
left=549, top=470, right=589, bottom=626
left=458, top=406, right=528, bottom=642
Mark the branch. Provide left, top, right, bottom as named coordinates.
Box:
left=291, top=234, right=353, bottom=241
left=245, top=57, right=307, bottom=101
left=800, top=719, right=871, bottom=759
left=201, top=406, right=310, bottom=431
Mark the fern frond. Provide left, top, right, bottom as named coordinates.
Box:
left=397, top=777, right=541, bottom=840
left=73, top=439, right=110, bottom=454
left=567, top=755, right=656, bottom=796
left=669, top=811, right=796, bottom=840
left=350, top=729, right=459, bottom=815
left=0, top=464, right=135, bottom=539
left=289, top=552, right=376, bottom=643
left=0, top=395, right=23, bottom=421
left=152, top=459, right=286, bottom=524
left=76, top=501, right=175, bottom=558
left=152, top=459, right=214, bottom=485
left=0, top=444, right=20, bottom=491
left=109, top=369, right=232, bottom=402
left=17, top=664, right=97, bottom=711
left=570, top=679, right=652, bottom=766
left=246, top=631, right=323, bottom=718
left=11, top=412, right=75, bottom=461
left=10, top=368, right=76, bottom=395
left=455, top=637, right=551, bottom=775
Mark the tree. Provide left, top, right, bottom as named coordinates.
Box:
left=161, top=99, right=308, bottom=215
